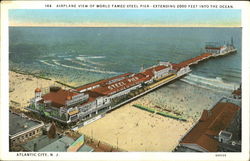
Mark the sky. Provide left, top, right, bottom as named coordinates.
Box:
left=9, top=9, right=241, bottom=27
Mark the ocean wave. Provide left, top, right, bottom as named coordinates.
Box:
left=76, top=55, right=105, bottom=59
left=52, top=60, right=118, bottom=74
left=57, top=55, right=70, bottom=58
left=85, top=59, right=104, bottom=66
left=64, top=58, right=72, bottom=61
left=85, top=56, right=105, bottom=59
left=76, top=56, right=104, bottom=66
left=76, top=56, right=86, bottom=61
left=69, top=60, right=97, bottom=69
left=181, top=74, right=239, bottom=92
left=39, top=60, right=56, bottom=67
left=224, top=70, right=241, bottom=78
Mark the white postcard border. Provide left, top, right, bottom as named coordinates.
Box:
left=1, top=1, right=249, bottom=161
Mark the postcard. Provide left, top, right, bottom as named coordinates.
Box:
left=0, top=1, right=249, bottom=161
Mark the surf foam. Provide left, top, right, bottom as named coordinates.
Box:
left=181, top=74, right=239, bottom=92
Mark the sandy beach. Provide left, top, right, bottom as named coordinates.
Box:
left=77, top=81, right=225, bottom=151
left=9, top=71, right=67, bottom=109
left=78, top=102, right=194, bottom=152
left=9, top=70, right=225, bottom=151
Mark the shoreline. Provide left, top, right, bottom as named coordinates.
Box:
left=9, top=70, right=70, bottom=109
left=10, top=69, right=76, bottom=89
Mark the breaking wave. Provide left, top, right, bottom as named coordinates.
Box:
left=68, top=59, right=97, bottom=69
left=76, top=56, right=104, bottom=66
left=75, top=56, right=86, bottom=61
left=64, top=58, right=72, bottom=61
left=39, top=60, right=56, bottom=67
left=52, top=60, right=118, bottom=74
left=79, top=55, right=105, bottom=59
left=181, top=74, right=239, bottom=92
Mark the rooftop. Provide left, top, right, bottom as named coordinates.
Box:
left=224, top=108, right=241, bottom=142
left=172, top=53, right=212, bottom=70
left=78, top=145, right=94, bottom=152
left=180, top=102, right=240, bottom=152
left=141, top=65, right=168, bottom=77
left=41, top=89, right=79, bottom=108
left=38, top=136, right=74, bottom=152
left=205, top=46, right=224, bottom=50
left=37, top=64, right=170, bottom=108
left=29, top=135, right=94, bottom=152
left=75, top=73, right=133, bottom=92
left=9, top=112, right=43, bottom=136
left=22, top=134, right=60, bottom=151
left=92, top=73, right=151, bottom=96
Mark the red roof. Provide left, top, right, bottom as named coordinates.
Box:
left=180, top=102, right=240, bottom=152
left=205, top=47, right=223, bottom=50
left=42, top=89, right=79, bottom=108
left=92, top=73, right=151, bottom=96
left=75, top=65, right=168, bottom=96
left=154, top=65, right=167, bottom=72
left=88, top=65, right=168, bottom=96
left=35, top=88, right=41, bottom=92
left=39, top=64, right=171, bottom=108
left=199, top=110, right=210, bottom=122
left=140, top=69, right=154, bottom=77
left=172, top=53, right=212, bottom=71
left=140, top=65, right=167, bottom=77
left=75, top=73, right=132, bottom=92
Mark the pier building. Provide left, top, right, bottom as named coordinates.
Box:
left=27, top=60, right=190, bottom=124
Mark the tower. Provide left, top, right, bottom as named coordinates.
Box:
left=140, top=64, right=144, bottom=72
left=35, top=88, right=42, bottom=99
left=34, top=88, right=42, bottom=110
left=231, top=37, right=234, bottom=46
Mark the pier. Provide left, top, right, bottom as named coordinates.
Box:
left=26, top=41, right=237, bottom=127
left=172, top=53, right=213, bottom=70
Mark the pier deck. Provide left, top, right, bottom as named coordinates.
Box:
left=172, top=53, right=213, bottom=70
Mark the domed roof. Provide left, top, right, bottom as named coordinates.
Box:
left=66, top=96, right=72, bottom=100
left=35, top=88, right=41, bottom=92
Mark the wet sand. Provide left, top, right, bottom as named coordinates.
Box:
left=137, top=81, right=225, bottom=120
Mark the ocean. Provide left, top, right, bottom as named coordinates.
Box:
left=9, top=27, right=242, bottom=90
